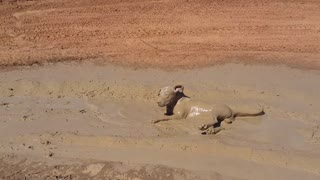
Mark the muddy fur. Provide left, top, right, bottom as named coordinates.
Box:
left=153, top=85, right=265, bottom=135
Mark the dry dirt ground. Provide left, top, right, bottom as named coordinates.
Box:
left=0, top=0, right=320, bottom=69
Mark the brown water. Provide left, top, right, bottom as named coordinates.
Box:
left=0, top=62, right=320, bottom=179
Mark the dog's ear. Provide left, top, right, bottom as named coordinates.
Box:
left=174, top=85, right=184, bottom=93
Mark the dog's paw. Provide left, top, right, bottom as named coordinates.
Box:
left=203, top=128, right=216, bottom=135
left=224, top=119, right=233, bottom=124
left=201, top=127, right=224, bottom=135
left=201, top=128, right=213, bottom=135
left=198, top=124, right=209, bottom=131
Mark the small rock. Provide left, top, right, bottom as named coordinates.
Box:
left=41, top=140, right=51, bottom=145
left=1, top=102, right=9, bottom=106
left=48, top=152, right=54, bottom=157
left=22, top=115, right=30, bottom=121
left=79, top=109, right=86, bottom=113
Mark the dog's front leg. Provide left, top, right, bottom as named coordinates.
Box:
left=151, top=114, right=180, bottom=124
left=151, top=118, right=172, bottom=124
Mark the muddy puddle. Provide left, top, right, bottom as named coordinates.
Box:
left=0, top=62, right=320, bottom=179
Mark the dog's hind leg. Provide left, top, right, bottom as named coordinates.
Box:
left=201, top=126, right=224, bottom=135
left=198, top=114, right=219, bottom=131
left=224, top=116, right=234, bottom=124
left=198, top=122, right=216, bottom=131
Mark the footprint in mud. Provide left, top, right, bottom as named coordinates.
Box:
left=21, top=114, right=34, bottom=121
left=7, top=88, right=14, bottom=97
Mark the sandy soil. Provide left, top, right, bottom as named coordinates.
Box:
left=0, top=61, right=320, bottom=179
left=0, top=0, right=320, bottom=69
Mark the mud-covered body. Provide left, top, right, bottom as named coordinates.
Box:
left=154, top=85, right=264, bottom=134
left=174, top=97, right=233, bottom=121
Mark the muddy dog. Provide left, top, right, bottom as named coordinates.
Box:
left=152, top=85, right=265, bottom=134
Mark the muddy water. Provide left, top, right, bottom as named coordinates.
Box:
left=0, top=62, right=320, bottom=179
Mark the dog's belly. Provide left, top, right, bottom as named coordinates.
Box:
left=187, top=106, right=212, bottom=118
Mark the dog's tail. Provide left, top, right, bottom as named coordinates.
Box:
left=233, top=105, right=265, bottom=118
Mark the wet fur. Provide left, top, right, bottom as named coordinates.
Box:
left=153, top=85, right=265, bottom=135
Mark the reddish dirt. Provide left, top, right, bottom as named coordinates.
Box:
left=0, top=0, right=320, bottom=69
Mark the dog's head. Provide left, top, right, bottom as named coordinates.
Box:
left=157, top=85, right=184, bottom=107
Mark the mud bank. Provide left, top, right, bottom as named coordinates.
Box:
left=0, top=62, right=320, bottom=179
